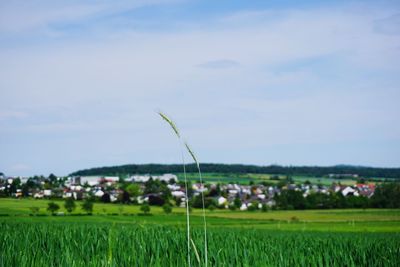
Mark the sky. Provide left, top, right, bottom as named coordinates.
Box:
left=1, top=0, right=400, bottom=176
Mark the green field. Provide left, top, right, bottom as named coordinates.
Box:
left=1, top=222, right=399, bottom=267
left=177, top=172, right=357, bottom=185
left=1, top=198, right=400, bottom=232
left=1, top=198, right=399, bottom=266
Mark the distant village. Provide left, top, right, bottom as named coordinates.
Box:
left=0, top=172, right=383, bottom=210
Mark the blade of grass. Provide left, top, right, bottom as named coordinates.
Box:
left=185, top=141, right=208, bottom=267
left=158, top=111, right=191, bottom=267
left=190, top=238, right=201, bottom=265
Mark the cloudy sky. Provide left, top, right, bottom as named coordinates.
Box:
left=1, top=0, right=399, bottom=176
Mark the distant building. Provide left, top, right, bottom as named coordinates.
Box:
left=129, top=174, right=177, bottom=183
left=72, top=176, right=119, bottom=186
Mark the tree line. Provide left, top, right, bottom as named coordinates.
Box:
left=274, top=183, right=400, bottom=210
left=70, top=163, right=400, bottom=179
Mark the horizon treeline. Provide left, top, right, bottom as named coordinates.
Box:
left=70, top=163, right=400, bottom=179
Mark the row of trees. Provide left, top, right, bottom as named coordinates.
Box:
left=70, top=163, right=400, bottom=179
left=39, top=199, right=173, bottom=216
left=45, top=198, right=93, bottom=215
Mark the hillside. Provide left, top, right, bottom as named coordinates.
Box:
left=70, top=163, right=400, bottom=179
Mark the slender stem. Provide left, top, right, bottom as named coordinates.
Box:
left=180, top=143, right=191, bottom=267
left=197, top=164, right=208, bottom=267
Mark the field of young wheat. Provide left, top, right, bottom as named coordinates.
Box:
left=1, top=221, right=399, bottom=267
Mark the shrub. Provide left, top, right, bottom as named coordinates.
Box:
left=47, top=202, right=60, bottom=215
left=162, top=204, right=172, bottom=214
left=140, top=204, right=151, bottom=214
left=81, top=199, right=93, bottom=214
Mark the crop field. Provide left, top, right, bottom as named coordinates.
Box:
left=1, top=221, right=399, bottom=267
left=1, top=198, right=399, bottom=266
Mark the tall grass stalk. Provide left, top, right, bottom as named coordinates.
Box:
left=185, top=142, right=208, bottom=267
left=158, top=111, right=191, bottom=266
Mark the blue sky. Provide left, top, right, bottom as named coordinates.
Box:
left=1, top=0, right=400, bottom=176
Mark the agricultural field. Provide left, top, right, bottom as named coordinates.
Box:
left=1, top=198, right=399, bottom=266
left=1, top=222, right=399, bottom=267
left=176, top=172, right=357, bottom=185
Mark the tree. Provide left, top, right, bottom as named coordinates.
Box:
left=140, top=204, right=151, bottom=214
left=126, top=183, right=142, bottom=198
left=81, top=199, right=94, bottom=214
left=48, top=173, right=57, bottom=185
left=101, top=193, right=111, bottom=203
left=275, top=190, right=306, bottom=210
left=233, top=197, right=242, bottom=209
left=251, top=200, right=260, bottom=210
left=191, top=195, right=216, bottom=209
left=175, top=197, right=182, bottom=207
left=47, top=202, right=60, bottom=215
left=162, top=203, right=172, bottom=214
left=261, top=204, right=268, bottom=212
left=118, top=190, right=131, bottom=204
left=148, top=195, right=165, bottom=206
left=64, top=198, right=76, bottom=213
left=371, top=183, right=400, bottom=208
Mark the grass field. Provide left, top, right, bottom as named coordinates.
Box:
left=1, top=198, right=399, bottom=266
left=1, top=222, right=399, bottom=267
left=1, top=198, right=399, bottom=232
left=177, top=172, right=357, bottom=185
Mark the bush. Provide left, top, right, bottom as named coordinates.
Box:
left=81, top=199, right=93, bottom=214
left=47, top=202, right=60, bottom=215
left=247, top=205, right=257, bottom=212
left=29, top=207, right=40, bottom=215
left=140, top=204, right=151, bottom=214
left=64, top=198, right=76, bottom=213
left=261, top=204, right=268, bottom=212
left=162, top=204, right=172, bottom=214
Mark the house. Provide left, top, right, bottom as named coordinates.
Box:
left=257, top=194, right=266, bottom=200
left=94, top=190, right=104, bottom=197
left=99, top=177, right=119, bottom=186
left=167, top=184, right=181, bottom=191
left=342, top=186, right=359, bottom=197
left=34, top=192, right=44, bottom=199
left=63, top=191, right=73, bottom=198
left=130, top=174, right=177, bottom=183
left=171, top=191, right=185, bottom=198
left=265, top=199, right=276, bottom=207
left=217, top=196, right=227, bottom=206
left=240, top=203, right=248, bottom=210
left=73, top=176, right=101, bottom=186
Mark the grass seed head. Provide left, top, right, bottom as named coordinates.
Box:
left=158, top=111, right=180, bottom=138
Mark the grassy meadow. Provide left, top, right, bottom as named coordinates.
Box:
left=177, top=172, right=357, bottom=185
left=1, top=198, right=399, bottom=266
